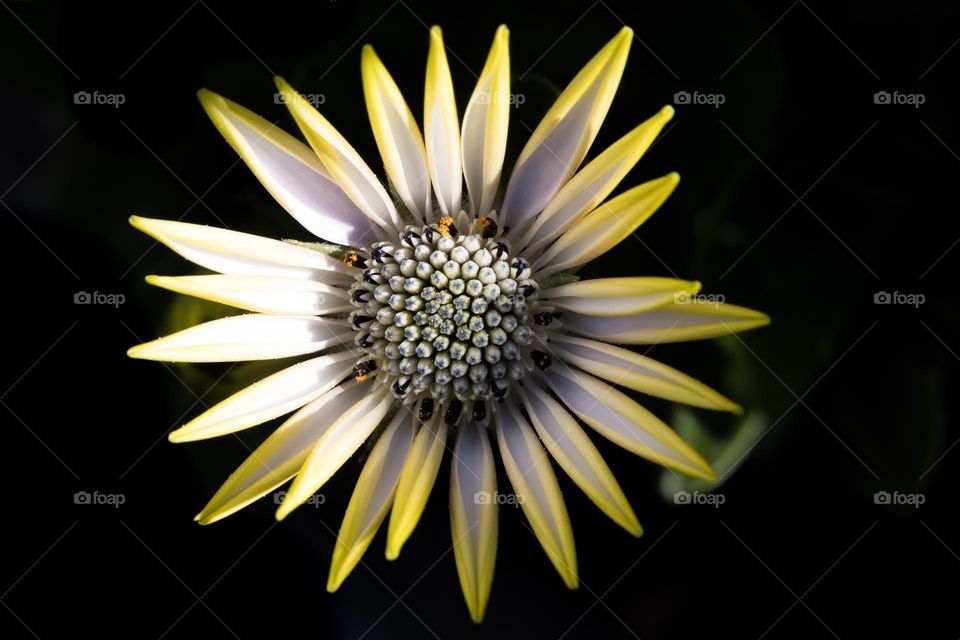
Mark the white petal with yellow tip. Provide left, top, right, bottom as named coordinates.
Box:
left=539, top=277, right=700, bottom=317
left=542, top=362, right=716, bottom=480
left=126, top=314, right=352, bottom=362
left=424, top=26, right=462, bottom=218
left=195, top=381, right=370, bottom=524
left=327, top=411, right=416, bottom=592
left=276, top=386, right=393, bottom=520
left=496, top=399, right=578, bottom=588
left=169, top=351, right=357, bottom=443
left=518, top=384, right=641, bottom=536
left=450, top=421, right=498, bottom=623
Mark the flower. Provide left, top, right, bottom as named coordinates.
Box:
left=128, top=25, right=768, bottom=622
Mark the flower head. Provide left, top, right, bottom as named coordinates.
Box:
left=128, top=25, right=768, bottom=622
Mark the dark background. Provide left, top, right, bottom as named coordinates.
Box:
left=1, top=0, right=957, bottom=637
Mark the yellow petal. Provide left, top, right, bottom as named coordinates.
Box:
left=496, top=399, right=578, bottom=588
left=195, top=381, right=369, bottom=524
left=361, top=45, right=431, bottom=220
left=450, top=421, right=498, bottom=623
left=327, top=411, right=416, bottom=591
left=540, top=277, right=701, bottom=316
left=535, top=172, right=679, bottom=276
left=501, top=27, right=632, bottom=229
left=552, top=334, right=742, bottom=413
left=275, top=77, right=400, bottom=231
left=522, top=105, right=674, bottom=252
left=424, top=27, right=462, bottom=218
left=542, top=363, right=716, bottom=481
left=386, top=416, right=447, bottom=560
left=519, top=384, right=641, bottom=536
left=461, top=25, right=510, bottom=216
left=562, top=299, right=770, bottom=344
left=275, top=386, right=393, bottom=520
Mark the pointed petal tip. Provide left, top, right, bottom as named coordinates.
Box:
left=326, top=570, right=345, bottom=593
left=659, top=104, right=675, bottom=120
left=126, top=344, right=147, bottom=359
left=430, top=25, right=442, bottom=38
left=384, top=546, right=400, bottom=561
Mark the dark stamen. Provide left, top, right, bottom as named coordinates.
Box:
left=472, top=401, right=486, bottom=422
left=419, top=398, right=435, bottom=421
left=438, top=216, right=458, bottom=237
left=353, top=360, right=377, bottom=382
left=531, top=350, right=552, bottom=371
left=534, top=312, right=553, bottom=326
left=478, top=216, right=498, bottom=239
left=445, top=398, right=464, bottom=424
left=351, top=314, right=374, bottom=329
left=342, top=250, right=367, bottom=269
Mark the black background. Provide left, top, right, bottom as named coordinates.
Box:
left=1, top=0, right=958, bottom=638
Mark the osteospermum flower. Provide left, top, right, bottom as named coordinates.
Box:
left=128, top=25, right=768, bottom=621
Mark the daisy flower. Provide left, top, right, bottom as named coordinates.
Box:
left=128, top=25, right=768, bottom=622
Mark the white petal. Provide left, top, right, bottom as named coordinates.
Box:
left=169, top=351, right=358, bottom=443
left=126, top=314, right=352, bottom=362
left=522, top=105, right=675, bottom=253
left=540, top=277, right=700, bottom=316
left=146, top=274, right=353, bottom=316
left=500, top=28, right=632, bottom=230
left=195, top=381, right=371, bottom=524
left=198, top=89, right=378, bottom=247
left=425, top=27, right=463, bottom=217
left=361, top=46, right=431, bottom=220
left=561, top=299, right=770, bottom=344
left=450, top=421, right=498, bottom=623
left=551, top=334, right=741, bottom=412
left=275, top=77, right=401, bottom=232
left=496, top=398, right=577, bottom=588
left=461, top=25, right=510, bottom=216
left=518, top=384, right=641, bottom=535
left=276, top=386, right=394, bottom=520
left=541, top=362, right=715, bottom=480
left=129, top=216, right=350, bottom=283
left=535, top=172, right=679, bottom=277
left=386, top=416, right=447, bottom=559
left=327, top=411, right=416, bottom=591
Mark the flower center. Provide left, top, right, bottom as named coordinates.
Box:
left=348, top=217, right=537, bottom=402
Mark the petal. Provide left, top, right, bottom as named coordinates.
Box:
left=169, top=351, right=357, bottom=443
left=541, top=362, right=716, bottom=480
left=425, top=27, right=463, bottom=217
left=522, top=105, right=675, bottom=252
left=535, top=172, right=679, bottom=276
left=126, top=314, right=352, bottom=362
left=500, top=28, right=632, bottom=230
left=496, top=399, right=578, bottom=588
left=386, top=416, right=447, bottom=559
left=361, top=46, right=432, bottom=220
left=275, top=386, right=394, bottom=520
left=518, top=384, right=641, bottom=536
left=450, top=421, right=498, bottom=623
left=145, top=274, right=353, bottom=316
left=195, top=381, right=370, bottom=524
left=129, top=216, right=349, bottom=282
left=562, top=299, right=770, bottom=344
left=551, top=334, right=741, bottom=412
left=327, top=411, right=417, bottom=591
left=461, top=25, right=510, bottom=216
left=275, top=77, right=401, bottom=232
left=197, top=89, right=378, bottom=246
left=540, top=277, right=701, bottom=316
